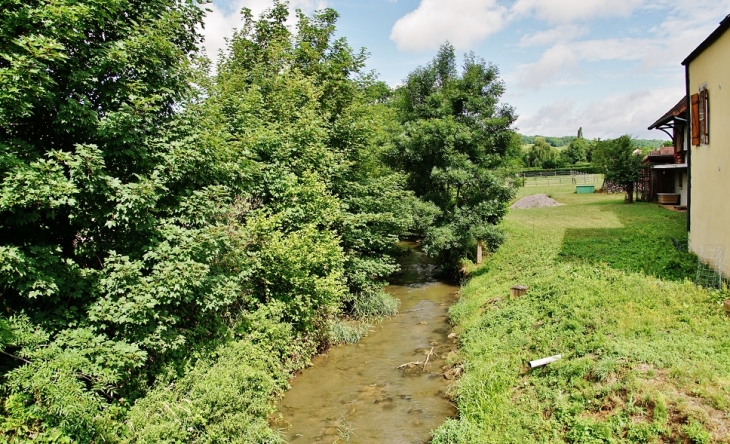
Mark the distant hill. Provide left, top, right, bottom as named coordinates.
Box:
left=632, top=139, right=669, bottom=149
left=520, top=134, right=668, bottom=149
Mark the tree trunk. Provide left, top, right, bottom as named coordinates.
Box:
left=625, top=182, right=634, bottom=203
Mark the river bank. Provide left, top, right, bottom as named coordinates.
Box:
left=432, top=184, right=728, bottom=443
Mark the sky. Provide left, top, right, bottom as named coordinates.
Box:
left=202, top=0, right=730, bottom=139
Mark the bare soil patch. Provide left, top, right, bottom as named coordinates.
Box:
left=511, top=194, right=563, bottom=209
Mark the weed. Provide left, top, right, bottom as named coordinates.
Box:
left=350, top=289, right=399, bottom=320
left=683, top=420, right=711, bottom=444
left=329, top=321, right=370, bottom=345
left=336, top=414, right=355, bottom=442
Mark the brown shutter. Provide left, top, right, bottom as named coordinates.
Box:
left=704, top=89, right=710, bottom=144
left=691, top=93, right=700, bottom=146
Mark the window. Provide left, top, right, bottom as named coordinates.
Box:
left=691, top=87, right=710, bottom=146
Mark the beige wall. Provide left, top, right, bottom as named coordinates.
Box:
left=688, top=30, right=730, bottom=276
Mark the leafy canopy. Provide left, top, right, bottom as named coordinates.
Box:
left=389, top=42, right=520, bottom=268
left=0, top=1, right=420, bottom=441
left=592, top=135, right=644, bottom=203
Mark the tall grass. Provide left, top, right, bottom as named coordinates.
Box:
left=434, top=184, right=730, bottom=443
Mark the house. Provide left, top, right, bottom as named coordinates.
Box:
left=682, top=13, right=730, bottom=276
left=646, top=97, right=689, bottom=206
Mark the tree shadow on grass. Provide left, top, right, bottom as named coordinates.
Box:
left=464, top=261, right=492, bottom=280
left=557, top=204, right=696, bottom=282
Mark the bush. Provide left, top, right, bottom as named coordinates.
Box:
left=127, top=340, right=285, bottom=444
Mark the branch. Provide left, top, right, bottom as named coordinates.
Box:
left=0, top=349, right=31, bottom=364
left=423, top=347, right=434, bottom=371
left=396, top=361, right=423, bottom=369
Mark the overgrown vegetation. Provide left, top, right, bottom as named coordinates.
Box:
left=0, top=1, right=415, bottom=440
left=0, top=1, right=519, bottom=441
left=387, top=43, right=520, bottom=270
left=434, top=184, right=729, bottom=443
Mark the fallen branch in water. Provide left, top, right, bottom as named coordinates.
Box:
left=397, top=347, right=436, bottom=371
left=423, top=347, right=434, bottom=371
left=396, top=361, right=423, bottom=369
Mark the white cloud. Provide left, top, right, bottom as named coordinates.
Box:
left=201, top=0, right=327, bottom=64
left=517, top=43, right=579, bottom=89
left=513, top=0, right=730, bottom=91
left=515, top=88, right=683, bottom=139
left=389, top=0, right=507, bottom=51
left=510, top=0, right=643, bottom=23
left=519, top=25, right=588, bottom=47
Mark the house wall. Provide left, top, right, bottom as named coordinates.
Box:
left=688, top=30, right=730, bottom=276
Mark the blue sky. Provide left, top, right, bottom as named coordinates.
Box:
left=202, top=0, right=730, bottom=139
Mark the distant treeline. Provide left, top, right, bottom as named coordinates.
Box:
left=521, top=135, right=667, bottom=149
left=521, top=135, right=576, bottom=147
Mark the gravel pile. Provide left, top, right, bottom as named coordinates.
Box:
left=510, top=194, right=563, bottom=209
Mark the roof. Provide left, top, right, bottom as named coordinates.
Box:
left=647, top=96, right=688, bottom=130
left=682, top=14, right=730, bottom=66
left=642, top=146, right=675, bottom=165
left=650, top=146, right=675, bottom=157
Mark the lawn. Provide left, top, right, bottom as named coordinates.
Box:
left=433, top=184, right=730, bottom=443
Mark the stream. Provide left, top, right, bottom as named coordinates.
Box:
left=276, top=243, right=459, bottom=443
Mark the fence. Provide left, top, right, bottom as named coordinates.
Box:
left=520, top=170, right=597, bottom=187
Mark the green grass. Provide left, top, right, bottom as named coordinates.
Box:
left=329, top=320, right=371, bottom=345
left=434, top=184, right=730, bottom=443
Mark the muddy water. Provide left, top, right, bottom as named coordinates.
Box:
left=276, top=245, right=459, bottom=443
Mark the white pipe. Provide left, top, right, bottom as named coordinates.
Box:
left=528, top=354, right=562, bottom=369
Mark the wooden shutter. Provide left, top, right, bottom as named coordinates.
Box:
left=691, top=93, right=700, bottom=146
left=703, top=89, right=710, bottom=144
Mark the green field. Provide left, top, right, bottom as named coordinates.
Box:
left=434, top=184, right=730, bottom=443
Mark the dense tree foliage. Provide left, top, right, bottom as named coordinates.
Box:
left=524, top=136, right=562, bottom=168
left=592, top=135, right=644, bottom=203
left=520, top=133, right=667, bottom=170
left=0, top=2, right=421, bottom=441
left=388, top=43, right=520, bottom=269
left=562, top=136, right=589, bottom=164
left=1, top=0, right=208, bottom=439
left=521, top=135, right=576, bottom=147
left=0, top=2, right=524, bottom=440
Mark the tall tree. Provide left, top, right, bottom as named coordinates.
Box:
left=592, top=135, right=644, bottom=203
left=526, top=136, right=562, bottom=168
left=389, top=43, right=519, bottom=269
left=562, top=137, right=588, bottom=164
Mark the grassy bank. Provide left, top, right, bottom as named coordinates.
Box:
left=434, top=184, right=730, bottom=443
